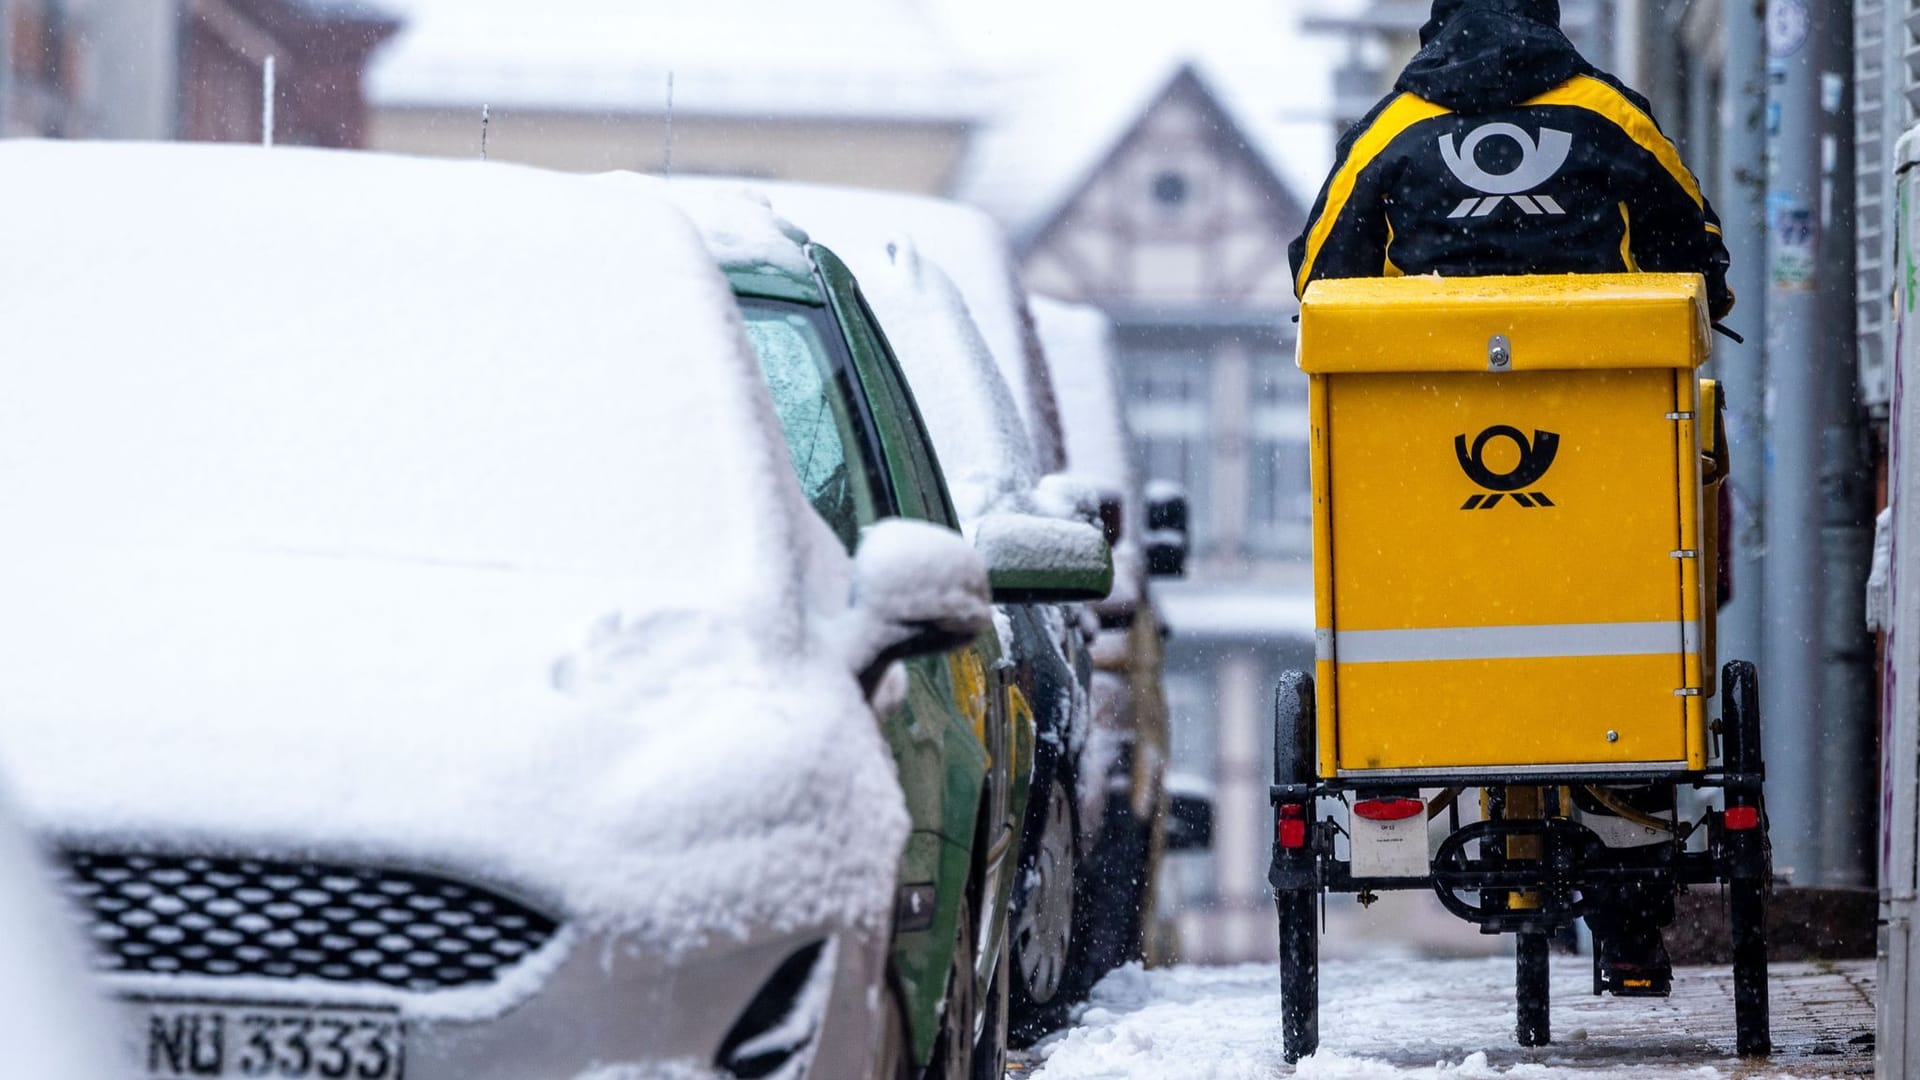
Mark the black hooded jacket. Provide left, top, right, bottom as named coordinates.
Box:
left=1287, top=0, right=1732, bottom=318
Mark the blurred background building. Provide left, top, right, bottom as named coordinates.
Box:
left=0, top=0, right=397, bottom=143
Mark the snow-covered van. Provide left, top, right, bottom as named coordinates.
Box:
left=0, top=142, right=994, bottom=1080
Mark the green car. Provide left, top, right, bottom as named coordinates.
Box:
left=670, top=189, right=1111, bottom=1078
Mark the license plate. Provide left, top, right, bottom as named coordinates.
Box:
left=1350, top=800, right=1431, bottom=878
left=130, top=998, right=404, bottom=1079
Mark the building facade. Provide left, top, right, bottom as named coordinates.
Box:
left=0, top=0, right=398, bottom=145
left=365, top=0, right=981, bottom=192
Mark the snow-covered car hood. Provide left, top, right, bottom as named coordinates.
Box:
left=0, top=544, right=903, bottom=949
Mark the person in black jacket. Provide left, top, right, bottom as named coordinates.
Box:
left=1288, top=0, right=1732, bottom=321
left=1290, top=0, right=1726, bottom=998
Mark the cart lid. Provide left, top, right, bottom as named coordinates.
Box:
left=1297, top=273, right=1710, bottom=375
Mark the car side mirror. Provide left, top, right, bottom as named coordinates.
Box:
left=1145, top=483, right=1188, bottom=579
left=849, top=519, right=994, bottom=696
left=1165, top=785, right=1214, bottom=852
left=972, top=511, right=1113, bottom=605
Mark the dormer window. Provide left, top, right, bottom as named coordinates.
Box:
left=1152, top=170, right=1190, bottom=208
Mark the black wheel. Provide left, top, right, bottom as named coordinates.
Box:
left=1272, top=670, right=1320, bottom=1063
left=1062, top=781, right=1151, bottom=1003
left=1277, top=887, right=1320, bottom=1063
left=1008, top=769, right=1079, bottom=1046
left=1722, top=660, right=1771, bottom=1057
left=1516, top=931, right=1551, bottom=1046
left=1729, top=879, right=1771, bottom=1056
left=972, top=908, right=1010, bottom=1080
left=1273, top=670, right=1315, bottom=789
left=926, top=894, right=976, bottom=1080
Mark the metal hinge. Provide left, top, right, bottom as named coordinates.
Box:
left=1666, top=411, right=1697, bottom=420
left=1671, top=549, right=1698, bottom=559
left=1674, top=687, right=1703, bottom=697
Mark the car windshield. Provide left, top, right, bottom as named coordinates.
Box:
left=739, top=297, right=879, bottom=550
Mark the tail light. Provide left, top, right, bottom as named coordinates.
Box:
left=1353, top=797, right=1425, bottom=822
left=1277, top=803, right=1308, bottom=849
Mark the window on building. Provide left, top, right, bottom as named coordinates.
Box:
left=1151, top=170, right=1190, bottom=207
left=1246, top=351, right=1311, bottom=555
left=1121, top=348, right=1212, bottom=554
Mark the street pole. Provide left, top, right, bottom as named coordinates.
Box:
left=1717, top=0, right=1768, bottom=732
left=1813, top=6, right=1878, bottom=890
left=1762, top=0, right=1827, bottom=885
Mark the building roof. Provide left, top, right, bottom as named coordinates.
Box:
left=369, top=0, right=985, bottom=122
left=952, top=52, right=1329, bottom=247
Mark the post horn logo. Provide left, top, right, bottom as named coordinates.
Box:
left=1456, top=425, right=1559, bottom=510
left=1438, top=122, right=1573, bottom=219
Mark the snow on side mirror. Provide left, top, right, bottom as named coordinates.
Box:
left=973, top=511, right=1114, bottom=606
left=849, top=519, right=993, bottom=696
left=1035, top=472, right=1125, bottom=546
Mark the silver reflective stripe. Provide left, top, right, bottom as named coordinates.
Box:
left=1335, top=621, right=1700, bottom=664
left=1314, top=628, right=1335, bottom=662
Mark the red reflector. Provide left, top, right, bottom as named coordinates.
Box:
left=1354, top=797, right=1425, bottom=822
left=1725, top=805, right=1760, bottom=831
left=1278, top=819, right=1308, bottom=848
left=1279, top=804, right=1305, bottom=820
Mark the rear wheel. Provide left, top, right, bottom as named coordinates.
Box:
left=1063, top=778, right=1151, bottom=1000
left=1722, top=660, right=1771, bottom=1057
left=1272, top=670, right=1320, bottom=1064
left=1516, top=931, right=1551, bottom=1046
left=1277, top=888, right=1319, bottom=1063
left=1008, top=770, right=1079, bottom=1046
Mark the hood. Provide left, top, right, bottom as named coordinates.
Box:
left=0, top=546, right=906, bottom=950
left=1397, top=0, right=1590, bottom=114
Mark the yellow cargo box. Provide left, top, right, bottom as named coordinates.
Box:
left=1299, top=273, right=1712, bottom=778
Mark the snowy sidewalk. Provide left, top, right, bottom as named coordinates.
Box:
left=1014, top=958, right=1874, bottom=1078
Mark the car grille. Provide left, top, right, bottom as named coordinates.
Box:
left=57, top=850, right=560, bottom=991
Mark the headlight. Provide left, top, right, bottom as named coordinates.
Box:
left=713, top=937, right=836, bottom=1079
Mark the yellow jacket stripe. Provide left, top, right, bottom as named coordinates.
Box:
left=1293, top=93, right=1452, bottom=295
left=1525, top=75, right=1705, bottom=211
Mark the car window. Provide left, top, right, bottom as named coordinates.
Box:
left=849, top=289, right=966, bottom=531
left=739, top=299, right=890, bottom=549
left=810, top=247, right=965, bottom=532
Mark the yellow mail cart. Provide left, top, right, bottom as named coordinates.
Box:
left=1267, top=274, right=1770, bottom=1062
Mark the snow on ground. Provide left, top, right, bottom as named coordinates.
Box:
left=1019, top=959, right=1875, bottom=1078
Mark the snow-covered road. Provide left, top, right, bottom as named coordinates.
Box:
left=1016, top=959, right=1875, bottom=1078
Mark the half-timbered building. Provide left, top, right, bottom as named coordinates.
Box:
left=959, top=60, right=1319, bottom=961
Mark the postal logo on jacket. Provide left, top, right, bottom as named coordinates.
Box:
left=1439, top=122, right=1574, bottom=219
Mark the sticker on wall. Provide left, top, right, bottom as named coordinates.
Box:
left=1768, top=193, right=1816, bottom=291
left=1766, top=0, right=1809, bottom=59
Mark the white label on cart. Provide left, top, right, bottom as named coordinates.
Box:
left=1351, top=800, right=1430, bottom=878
